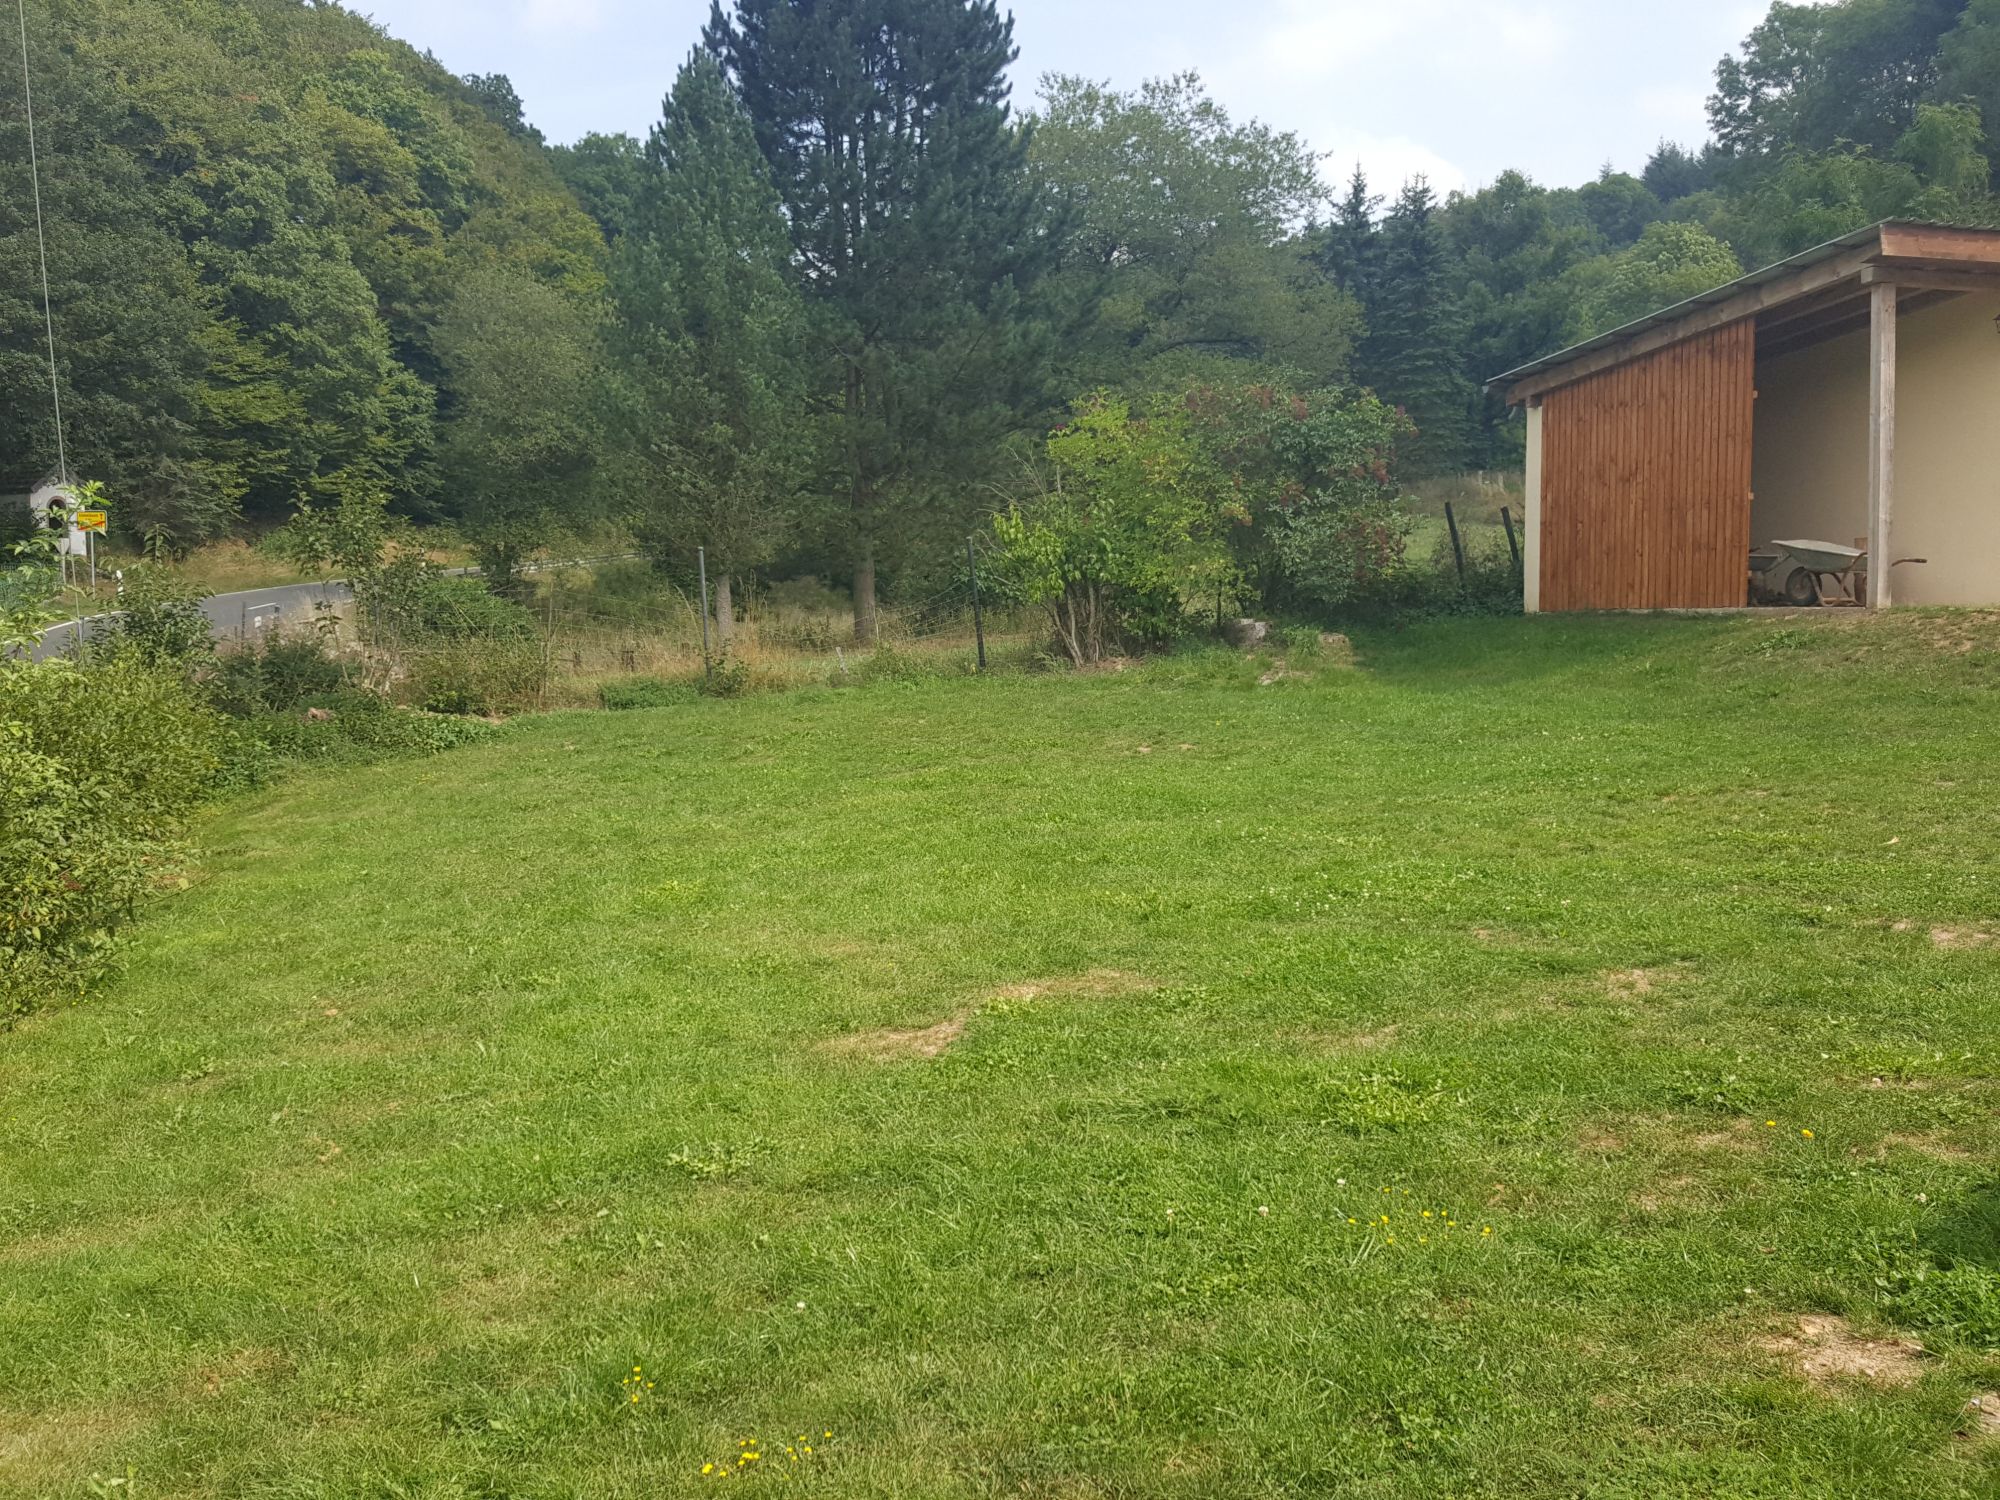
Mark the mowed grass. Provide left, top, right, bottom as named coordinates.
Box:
left=5, top=613, right=2000, bottom=1498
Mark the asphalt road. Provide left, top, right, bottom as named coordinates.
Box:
left=31, top=579, right=355, bottom=661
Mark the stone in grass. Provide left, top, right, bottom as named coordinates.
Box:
left=1965, top=1394, right=2000, bottom=1440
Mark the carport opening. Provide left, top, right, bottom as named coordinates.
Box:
left=1749, top=290, right=1879, bottom=607
left=1752, top=296, right=1872, bottom=608
left=1752, top=277, right=2000, bottom=610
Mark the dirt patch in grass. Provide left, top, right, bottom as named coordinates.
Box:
left=1760, top=1315, right=1926, bottom=1388
left=0, top=1210, right=188, bottom=1268
left=823, top=973, right=1157, bottom=1061
left=821, top=1015, right=968, bottom=1061
left=1875, top=1132, right=1975, bottom=1162
left=1575, top=1123, right=1627, bottom=1155
left=1686, top=1117, right=1772, bottom=1154
left=0, top=1403, right=146, bottom=1486
left=1603, top=964, right=1696, bottom=1000
left=183, top=1346, right=289, bottom=1401
left=1631, top=1174, right=1700, bottom=1214
left=1258, top=664, right=1311, bottom=687
left=1930, top=928, right=1997, bottom=951
left=1286, top=1023, right=1401, bottom=1054
left=990, top=970, right=1157, bottom=1003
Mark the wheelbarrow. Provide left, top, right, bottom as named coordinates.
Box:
left=1749, top=540, right=1867, bottom=607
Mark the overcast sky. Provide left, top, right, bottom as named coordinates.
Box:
left=358, top=0, right=1773, bottom=194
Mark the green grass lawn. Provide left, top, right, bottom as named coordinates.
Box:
left=5, top=614, right=2000, bottom=1498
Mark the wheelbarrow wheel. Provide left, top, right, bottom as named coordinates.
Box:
left=1780, top=566, right=1819, bottom=606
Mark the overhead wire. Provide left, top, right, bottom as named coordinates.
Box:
left=16, top=0, right=67, bottom=484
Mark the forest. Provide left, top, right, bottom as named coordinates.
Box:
left=6, top=0, right=2000, bottom=641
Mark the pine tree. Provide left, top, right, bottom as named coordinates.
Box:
left=607, top=54, right=814, bottom=641
left=706, top=0, right=1061, bottom=641
left=1318, top=165, right=1383, bottom=303
left=1357, top=179, right=1473, bottom=480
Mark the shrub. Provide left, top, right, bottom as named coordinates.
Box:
left=403, top=637, right=544, bottom=715
left=991, top=394, right=1240, bottom=666
left=107, top=566, right=214, bottom=670
left=207, top=636, right=348, bottom=715
left=699, top=655, right=753, bottom=699
left=1183, top=380, right=1416, bottom=616
left=365, top=567, right=538, bottom=644
left=0, top=659, right=225, bottom=1016
left=1396, top=535, right=1523, bottom=619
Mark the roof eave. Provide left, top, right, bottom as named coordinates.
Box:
left=1487, top=220, right=1901, bottom=401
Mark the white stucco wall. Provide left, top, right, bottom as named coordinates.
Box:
left=1523, top=403, right=1542, bottom=614
left=1753, top=290, right=2000, bottom=606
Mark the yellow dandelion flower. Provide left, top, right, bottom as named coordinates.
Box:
left=1765, top=1121, right=1777, bottom=1129
left=1482, top=1226, right=1494, bottom=1236
left=1801, top=1129, right=1814, bottom=1139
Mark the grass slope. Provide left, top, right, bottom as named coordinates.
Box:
left=4, top=615, right=1999, bottom=1498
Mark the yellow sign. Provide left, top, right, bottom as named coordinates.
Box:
left=75, top=510, right=108, bottom=533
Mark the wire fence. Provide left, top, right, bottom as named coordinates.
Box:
left=208, top=545, right=1040, bottom=714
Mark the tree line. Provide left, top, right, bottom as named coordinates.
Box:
left=7, top=0, right=2000, bottom=639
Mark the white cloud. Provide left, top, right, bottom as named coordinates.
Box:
left=1319, top=133, right=1470, bottom=197
left=518, top=0, right=603, bottom=34
left=1246, top=0, right=1568, bottom=80
left=1492, top=6, right=1567, bottom=64
left=1253, top=1, right=1413, bottom=78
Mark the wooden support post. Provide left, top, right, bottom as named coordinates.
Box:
left=1868, top=281, right=1897, bottom=610
left=1444, top=501, right=1467, bottom=587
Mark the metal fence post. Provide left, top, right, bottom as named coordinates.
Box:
left=966, top=536, right=986, bottom=671
left=696, top=546, right=712, bottom=682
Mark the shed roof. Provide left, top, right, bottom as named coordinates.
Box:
left=1492, top=220, right=2000, bottom=405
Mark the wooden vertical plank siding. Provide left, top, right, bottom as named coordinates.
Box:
left=1537, top=319, right=1757, bottom=611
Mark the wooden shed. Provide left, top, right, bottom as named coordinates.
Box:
left=1494, top=221, right=2000, bottom=611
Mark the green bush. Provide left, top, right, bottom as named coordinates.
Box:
left=404, top=637, right=544, bottom=715
left=208, top=636, right=347, bottom=715
left=600, top=676, right=697, bottom=710
left=366, top=568, right=538, bottom=644
left=106, top=566, right=214, bottom=669
left=699, top=656, right=753, bottom=699
left=0, top=659, right=225, bottom=1016
left=1314, top=532, right=1523, bottom=624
